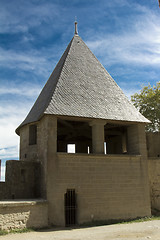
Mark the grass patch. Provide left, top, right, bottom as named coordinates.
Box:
left=0, top=228, right=34, bottom=236
left=0, top=230, right=8, bottom=236
left=124, top=216, right=160, bottom=224
left=10, top=228, right=34, bottom=234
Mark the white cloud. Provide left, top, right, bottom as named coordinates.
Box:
left=0, top=146, right=19, bottom=160
left=0, top=47, right=55, bottom=77
left=0, top=1, right=61, bottom=34
left=0, top=122, right=19, bottom=150
left=0, top=149, right=6, bottom=155
left=0, top=84, right=41, bottom=97
left=0, top=83, right=40, bottom=175
left=86, top=8, right=160, bottom=67
left=122, top=88, right=139, bottom=100
left=0, top=100, right=34, bottom=159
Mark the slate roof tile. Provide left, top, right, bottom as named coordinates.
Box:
left=16, top=34, right=149, bottom=134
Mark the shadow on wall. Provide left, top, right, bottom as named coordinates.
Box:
left=146, top=132, right=160, bottom=158
left=0, top=160, right=41, bottom=200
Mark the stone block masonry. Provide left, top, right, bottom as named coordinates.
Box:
left=47, top=153, right=151, bottom=226
left=0, top=160, right=41, bottom=200
left=148, top=158, right=160, bottom=211
left=0, top=200, right=48, bottom=230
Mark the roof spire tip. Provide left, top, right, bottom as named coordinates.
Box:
left=74, top=19, right=78, bottom=35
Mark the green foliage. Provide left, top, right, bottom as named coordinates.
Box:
left=131, top=82, right=160, bottom=132
left=9, top=228, right=34, bottom=234
left=0, top=228, right=34, bottom=236
left=121, top=216, right=160, bottom=224
left=0, top=230, right=8, bottom=236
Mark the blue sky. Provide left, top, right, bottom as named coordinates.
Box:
left=0, top=0, right=160, bottom=180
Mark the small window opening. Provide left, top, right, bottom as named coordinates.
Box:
left=104, top=124, right=128, bottom=154
left=0, top=160, right=6, bottom=182
left=88, top=146, right=90, bottom=154
left=104, top=142, right=107, bottom=154
left=29, top=125, right=37, bottom=145
left=122, top=132, right=127, bottom=153
left=67, top=144, right=76, bottom=153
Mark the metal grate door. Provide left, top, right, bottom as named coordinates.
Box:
left=65, top=189, right=77, bottom=226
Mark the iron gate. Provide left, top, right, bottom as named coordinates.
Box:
left=64, top=189, right=77, bottom=226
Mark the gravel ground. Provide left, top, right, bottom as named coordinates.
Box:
left=1, top=220, right=160, bottom=240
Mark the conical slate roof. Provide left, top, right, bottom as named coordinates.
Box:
left=16, top=32, right=149, bottom=134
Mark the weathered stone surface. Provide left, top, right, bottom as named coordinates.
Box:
left=47, top=152, right=151, bottom=226
left=0, top=160, right=41, bottom=200
left=146, top=132, right=160, bottom=158
left=0, top=200, right=48, bottom=230
left=148, top=158, right=160, bottom=212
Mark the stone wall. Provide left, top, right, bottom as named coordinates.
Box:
left=0, top=160, right=41, bottom=200
left=19, top=116, right=51, bottom=198
left=15, top=116, right=151, bottom=227
left=20, top=125, right=38, bottom=161
left=148, top=158, right=160, bottom=212
left=146, top=132, right=160, bottom=213
left=0, top=182, right=8, bottom=199
left=0, top=200, right=48, bottom=230
left=47, top=153, right=151, bottom=226
left=146, top=132, right=160, bottom=158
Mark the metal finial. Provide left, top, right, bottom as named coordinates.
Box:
left=74, top=21, right=78, bottom=35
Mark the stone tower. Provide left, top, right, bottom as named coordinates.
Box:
left=15, top=23, right=151, bottom=226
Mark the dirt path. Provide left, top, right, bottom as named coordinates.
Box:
left=1, top=220, right=160, bottom=240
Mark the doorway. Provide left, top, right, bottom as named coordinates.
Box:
left=64, top=189, right=77, bottom=226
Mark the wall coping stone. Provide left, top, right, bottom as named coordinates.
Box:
left=0, top=199, right=47, bottom=207
left=57, top=152, right=141, bottom=160
left=148, top=157, right=160, bottom=160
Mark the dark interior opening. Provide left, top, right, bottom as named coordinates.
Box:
left=29, top=124, right=37, bottom=145
left=57, top=119, right=92, bottom=153
left=57, top=119, right=128, bottom=155
left=64, top=189, right=77, bottom=226
left=104, top=124, right=128, bottom=154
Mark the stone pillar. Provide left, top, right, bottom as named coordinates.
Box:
left=127, top=123, right=147, bottom=157
left=89, top=120, right=107, bottom=154
left=127, top=123, right=151, bottom=217
left=38, top=115, right=57, bottom=198
left=137, top=124, right=147, bottom=158
left=127, top=124, right=139, bottom=155
left=46, top=116, right=58, bottom=225
left=48, top=116, right=57, bottom=154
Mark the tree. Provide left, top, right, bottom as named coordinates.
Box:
left=131, top=82, right=160, bottom=132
